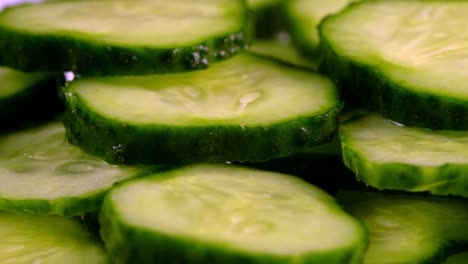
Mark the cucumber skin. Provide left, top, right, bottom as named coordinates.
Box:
left=0, top=74, right=63, bottom=132
left=251, top=2, right=285, bottom=39
left=99, top=186, right=367, bottom=264
left=63, top=90, right=342, bottom=164
left=340, top=135, right=468, bottom=198
left=318, top=20, right=468, bottom=131
left=0, top=8, right=250, bottom=76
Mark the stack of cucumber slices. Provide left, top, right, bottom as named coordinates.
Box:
left=1, top=0, right=468, bottom=263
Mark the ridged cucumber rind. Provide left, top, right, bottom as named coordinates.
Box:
left=337, top=191, right=468, bottom=264
left=99, top=164, right=367, bottom=264
left=63, top=55, right=342, bottom=164
left=318, top=1, right=468, bottom=130
left=0, top=1, right=250, bottom=76
left=339, top=113, right=468, bottom=198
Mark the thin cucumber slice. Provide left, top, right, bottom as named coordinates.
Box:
left=0, top=0, right=249, bottom=76
left=248, top=0, right=284, bottom=38
left=0, top=121, right=148, bottom=216
left=0, top=66, right=62, bottom=131
left=320, top=0, right=468, bottom=130
left=0, top=212, right=106, bottom=264
left=339, top=112, right=468, bottom=197
left=337, top=191, right=468, bottom=264
left=250, top=35, right=318, bottom=70
left=100, top=164, right=367, bottom=264
left=64, top=54, right=342, bottom=164
left=286, top=0, right=353, bottom=57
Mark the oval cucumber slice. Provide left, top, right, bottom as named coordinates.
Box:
left=337, top=191, right=468, bottom=264
left=0, top=212, right=106, bottom=264
left=0, top=0, right=249, bottom=76
left=64, top=54, right=342, bottom=164
left=0, top=121, right=148, bottom=216
left=100, top=164, right=367, bottom=264
left=320, top=0, right=468, bottom=130
left=0, top=66, right=62, bottom=131
left=339, top=112, right=468, bottom=197
left=286, top=0, right=353, bottom=57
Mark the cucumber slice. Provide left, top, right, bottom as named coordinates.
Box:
left=64, top=54, right=342, bottom=164
left=320, top=0, right=468, bottom=130
left=0, top=0, right=249, bottom=76
left=0, top=66, right=62, bottom=131
left=250, top=35, right=318, bottom=70
left=337, top=191, right=468, bottom=264
left=339, top=112, right=468, bottom=197
left=286, top=0, right=353, bottom=57
left=0, top=121, right=148, bottom=216
left=248, top=0, right=284, bottom=38
left=0, top=212, right=106, bottom=263
left=100, top=164, right=367, bottom=264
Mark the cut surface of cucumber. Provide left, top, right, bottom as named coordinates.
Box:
left=100, top=164, right=366, bottom=264
left=0, top=0, right=249, bottom=75
left=0, top=212, right=106, bottom=264
left=337, top=191, right=468, bottom=264
left=320, top=0, right=468, bottom=130
left=0, top=121, right=146, bottom=216
left=340, top=112, right=468, bottom=197
left=64, top=54, right=342, bottom=164
left=286, top=0, right=353, bottom=56
left=249, top=36, right=317, bottom=70
left=0, top=66, right=62, bottom=131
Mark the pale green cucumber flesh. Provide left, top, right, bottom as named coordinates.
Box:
left=337, top=191, right=468, bottom=264
left=0, top=212, right=106, bottom=264
left=0, top=66, right=46, bottom=97
left=0, top=121, right=144, bottom=215
left=248, top=0, right=281, bottom=10
left=101, top=164, right=366, bottom=263
left=0, top=0, right=244, bottom=48
left=340, top=112, right=468, bottom=197
left=321, top=1, right=468, bottom=100
left=67, top=54, right=337, bottom=127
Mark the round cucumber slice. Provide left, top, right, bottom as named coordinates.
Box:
left=0, top=212, right=106, bottom=264
left=320, top=0, right=468, bottom=130
left=0, top=121, right=147, bottom=216
left=0, top=0, right=249, bottom=76
left=337, top=191, right=468, bottom=264
left=339, top=112, right=468, bottom=197
left=100, top=164, right=366, bottom=264
left=286, top=0, right=353, bottom=57
left=0, top=66, right=62, bottom=131
left=64, top=54, right=342, bottom=164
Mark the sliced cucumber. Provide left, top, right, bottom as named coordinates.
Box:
left=339, top=112, right=468, bottom=197
left=0, top=211, right=106, bottom=263
left=0, top=66, right=62, bottom=131
left=0, top=121, right=148, bottom=216
left=64, top=54, right=342, bottom=164
left=0, top=0, right=249, bottom=76
left=249, top=35, right=318, bottom=70
left=337, top=191, right=468, bottom=264
left=286, top=0, right=353, bottom=57
left=248, top=0, right=284, bottom=38
left=320, top=0, right=468, bottom=130
left=100, top=164, right=367, bottom=264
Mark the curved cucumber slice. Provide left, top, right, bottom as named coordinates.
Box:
left=320, top=0, right=468, bottom=130
left=250, top=36, right=318, bottom=70
left=337, top=191, right=468, bottom=264
left=0, top=121, right=146, bottom=216
left=100, top=164, right=366, bottom=264
left=64, top=54, right=342, bottom=164
left=0, top=66, right=62, bottom=131
left=340, top=112, right=468, bottom=197
left=0, top=0, right=249, bottom=76
left=248, top=0, right=284, bottom=38
left=0, top=212, right=106, bottom=264
left=286, top=0, right=353, bottom=57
